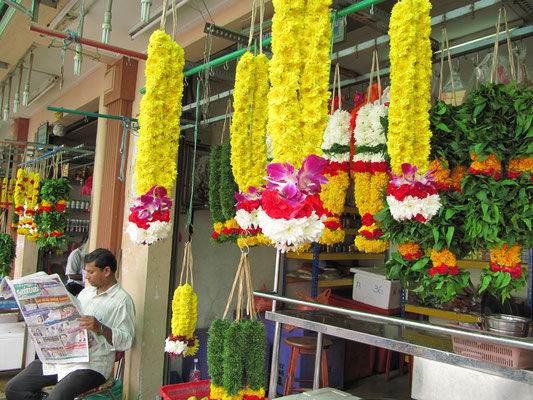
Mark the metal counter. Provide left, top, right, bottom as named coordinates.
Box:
left=264, top=308, right=533, bottom=386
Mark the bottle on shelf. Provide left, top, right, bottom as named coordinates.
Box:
left=189, top=358, right=201, bottom=382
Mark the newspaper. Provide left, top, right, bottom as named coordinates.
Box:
left=0, top=272, right=91, bottom=364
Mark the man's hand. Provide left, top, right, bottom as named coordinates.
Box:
left=77, top=316, right=102, bottom=333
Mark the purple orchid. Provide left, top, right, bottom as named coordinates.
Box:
left=390, top=163, right=436, bottom=188
left=130, top=185, right=173, bottom=219
left=263, top=155, right=328, bottom=207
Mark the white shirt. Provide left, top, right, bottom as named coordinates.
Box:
left=42, top=281, right=136, bottom=380
left=65, top=248, right=85, bottom=286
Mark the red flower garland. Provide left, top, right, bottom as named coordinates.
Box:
left=489, top=262, right=522, bottom=279
left=429, top=263, right=459, bottom=278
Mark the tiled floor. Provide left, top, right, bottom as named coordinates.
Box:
left=345, top=370, right=413, bottom=399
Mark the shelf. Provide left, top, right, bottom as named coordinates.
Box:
left=343, top=228, right=357, bottom=235
left=457, top=260, right=528, bottom=269
left=405, top=304, right=480, bottom=323
left=344, top=206, right=358, bottom=214
left=286, top=276, right=354, bottom=288
left=286, top=252, right=386, bottom=261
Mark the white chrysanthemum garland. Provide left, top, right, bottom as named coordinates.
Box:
left=319, top=109, right=351, bottom=245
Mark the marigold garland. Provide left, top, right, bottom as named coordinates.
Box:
left=508, top=156, right=533, bottom=179
left=387, top=0, right=433, bottom=175
left=428, top=159, right=451, bottom=191
left=165, top=283, right=198, bottom=358
left=35, top=178, right=71, bottom=248
left=135, top=30, right=184, bottom=195
left=398, top=242, right=423, bottom=260
left=268, top=0, right=331, bottom=167
left=230, top=53, right=269, bottom=192
left=14, top=169, right=29, bottom=215
left=450, top=165, right=467, bottom=191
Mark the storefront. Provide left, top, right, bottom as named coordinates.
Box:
left=0, top=0, right=532, bottom=399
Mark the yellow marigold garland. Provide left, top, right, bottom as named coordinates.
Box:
left=430, top=248, right=457, bottom=268
left=508, top=156, right=533, bottom=176
left=166, top=283, right=199, bottom=357
left=428, top=159, right=451, bottom=188
left=319, top=171, right=349, bottom=245
left=299, top=0, right=332, bottom=159
left=268, top=0, right=331, bottom=167
left=450, top=165, right=467, bottom=191
left=0, top=177, right=7, bottom=208
left=469, top=152, right=501, bottom=176
left=387, top=0, right=433, bottom=174
left=398, top=242, right=421, bottom=258
left=14, top=169, right=29, bottom=215
left=135, top=30, right=185, bottom=195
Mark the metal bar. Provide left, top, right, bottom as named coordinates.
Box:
left=18, top=146, right=62, bottom=167
left=47, top=106, right=137, bottom=122
left=268, top=249, right=282, bottom=399
left=2, top=0, right=32, bottom=19
left=255, top=292, right=533, bottom=351
left=312, top=242, right=319, bottom=298
left=181, top=89, right=234, bottom=112
left=181, top=112, right=232, bottom=131
left=430, top=0, right=500, bottom=26
left=313, top=332, right=323, bottom=390
left=29, top=24, right=148, bottom=61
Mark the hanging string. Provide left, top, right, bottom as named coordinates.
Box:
left=179, top=241, right=194, bottom=288
left=491, top=7, right=502, bottom=83
left=220, top=99, right=232, bottom=145
left=259, top=0, right=265, bottom=54
left=171, top=0, right=178, bottom=41
left=503, top=7, right=516, bottom=81
left=246, top=0, right=258, bottom=53
left=443, top=28, right=457, bottom=106
left=160, top=0, right=169, bottom=31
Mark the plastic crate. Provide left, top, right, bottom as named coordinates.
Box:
left=452, top=336, right=533, bottom=369
left=160, top=380, right=211, bottom=400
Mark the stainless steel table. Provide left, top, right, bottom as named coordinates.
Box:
left=264, top=308, right=533, bottom=389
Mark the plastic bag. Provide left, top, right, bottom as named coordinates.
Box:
left=440, top=59, right=466, bottom=105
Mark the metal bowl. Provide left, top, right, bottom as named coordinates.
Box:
left=484, top=314, right=531, bottom=337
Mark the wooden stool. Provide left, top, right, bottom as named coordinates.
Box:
left=385, top=349, right=413, bottom=387
left=283, top=336, right=333, bottom=396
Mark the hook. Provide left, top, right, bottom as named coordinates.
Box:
left=224, top=60, right=229, bottom=71
left=470, top=3, right=475, bottom=19
left=184, top=77, right=189, bottom=87
left=209, top=67, right=214, bottom=77
left=370, top=4, right=374, bottom=15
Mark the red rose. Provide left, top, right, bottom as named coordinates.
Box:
left=262, top=190, right=292, bottom=219
left=507, top=170, right=522, bottom=179
left=324, top=220, right=342, bottom=230
left=509, top=268, right=522, bottom=279
left=414, top=214, right=427, bottom=223
left=56, top=203, right=67, bottom=212
left=323, top=161, right=349, bottom=176
left=370, top=162, right=388, bottom=173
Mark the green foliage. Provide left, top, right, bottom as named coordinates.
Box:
left=354, top=144, right=387, bottom=156
left=220, top=141, right=239, bottom=221
left=478, top=267, right=528, bottom=303
left=322, top=143, right=351, bottom=155
left=412, top=268, right=471, bottom=304
left=0, top=233, right=16, bottom=279
left=209, top=145, right=225, bottom=224
left=207, top=318, right=230, bottom=387
left=465, top=83, right=533, bottom=160
left=243, top=319, right=266, bottom=391
left=39, top=178, right=71, bottom=203
left=223, top=321, right=246, bottom=396
left=383, top=252, right=429, bottom=290
left=429, top=101, right=471, bottom=168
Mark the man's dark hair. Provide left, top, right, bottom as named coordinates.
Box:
left=84, top=248, right=117, bottom=273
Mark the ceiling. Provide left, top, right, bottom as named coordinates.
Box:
left=0, top=0, right=532, bottom=143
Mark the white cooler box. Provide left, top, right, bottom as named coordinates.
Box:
left=350, top=267, right=401, bottom=310
left=0, top=321, right=26, bottom=370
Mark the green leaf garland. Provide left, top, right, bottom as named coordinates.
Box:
left=0, top=233, right=16, bottom=279
left=243, top=319, right=266, bottom=391
left=223, top=321, right=246, bottom=396
left=220, top=141, right=239, bottom=221
left=207, top=318, right=230, bottom=387
left=209, top=145, right=224, bottom=224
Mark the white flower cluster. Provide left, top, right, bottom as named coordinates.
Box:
left=353, top=103, right=388, bottom=147
left=235, top=208, right=262, bottom=231
left=126, top=220, right=172, bottom=245
left=386, top=194, right=441, bottom=222
left=352, top=152, right=386, bottom=163
left=321, top=109, right=351, bottom=161
left=164, top=337, right=189, bottom=357
left=257, top=211, right=326, bottom=253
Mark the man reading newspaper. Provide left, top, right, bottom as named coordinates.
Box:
left=6, top=248, right=136, bottom=400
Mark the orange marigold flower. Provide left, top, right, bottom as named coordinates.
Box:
left=490, top=243, right=522, bottom=267
left=398, top=242, right=421, bottom=257
left=450, top=165, right=467, bottom=189
left=430, top=248, right=457, bottom=267
left=428, top=158, right=451, bottom=186
left=470, top=152, right=501, bottom=172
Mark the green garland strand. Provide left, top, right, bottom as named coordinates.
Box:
left=207, top=318, right=230, bottom=387
left=220, top=141, right=239, bottom=221
left=0, top=233, right=16, bottom=279
left=223, top=321, right=246, bottom=396
left=209, top=145, right=224, bottom=224
left=243, top=319, right=266, bottom=391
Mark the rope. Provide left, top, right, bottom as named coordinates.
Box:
left=443, top=28, right=456, bottom=105
left=491, top=7, right=502, bottom=83
left=172, top=0, right=178, bottom=41
left=160, top=0, right=169, bottom=31
left=179, top=241, right=194, bottom=288
left=259, top=0, right=265, bottom=54
left=220, top=99, right=232, bottom=145
left=246, top=0, right=258, bottom=53
left=503, top=7, right=516, bottom=81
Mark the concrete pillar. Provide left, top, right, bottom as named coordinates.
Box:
left=94, top=57, right=138, bottom=256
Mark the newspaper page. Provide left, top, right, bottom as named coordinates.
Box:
left=0, top=272, right=90, bottom=364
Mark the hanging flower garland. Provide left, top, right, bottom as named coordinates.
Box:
left=165, top=283, right=199, bottom=357
left=413, top=248, right=471, bottom=303
left=468, top=152, right=502, bottom=180
left=268, top=0, right=331, bottom=167
left=479, top=242, right=527, bottom=302
left=0, top=233, right=16, bottom=279
left=352, top=102, right=389, bottom=252
left=383, top=241, right=429, bottom=289
left=386, top=0, right=439, bottom=223
left=230, top=53, right=269, bottom=193
left=35, top=178, right=71, bottom=248
left=14, top=169, right=29, bottom=215
left=299, top=0, right=332, bottom=160
left=208, top=319, right=231, bottom=400
left=128, top=29, right=184, bottom=245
